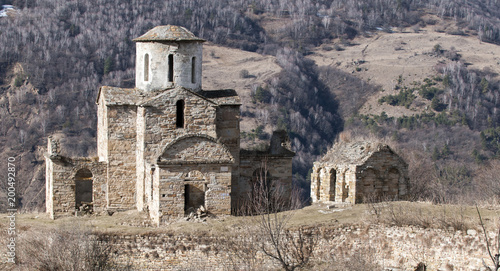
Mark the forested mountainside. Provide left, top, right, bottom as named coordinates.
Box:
left=1, top=0, right=500, bottom=211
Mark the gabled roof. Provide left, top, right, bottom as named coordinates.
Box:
left=133, top=25, right=205, bottom=42
left=96, top=86, right=146, bottom=105
left=319, top=141, right=395, bottom=166
left=199, top=89, right=241, bottom=105
left=96, top=86, right=241, bottom=106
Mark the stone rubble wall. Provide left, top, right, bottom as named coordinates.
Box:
left=106, top=224, right=491, bottom=271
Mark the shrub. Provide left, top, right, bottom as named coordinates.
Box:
left=14, top=74, right=24, bottom=87
left=17, top=228, right=116, bottom=270
left=239, top=69, right=250, bottom=78
left=378, top=88, right=415, bottom=108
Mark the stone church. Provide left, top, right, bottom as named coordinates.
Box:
left=45, top=25, right=294, bottom=225
left=311, top=141, right=409, bottom=204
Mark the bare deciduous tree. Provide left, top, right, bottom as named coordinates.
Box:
left=241, top=163, right=317, bottom=271
left=477, top=205, right=500, bottom=271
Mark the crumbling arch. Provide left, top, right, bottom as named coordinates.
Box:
left=75, top=168, right=93, bottom=210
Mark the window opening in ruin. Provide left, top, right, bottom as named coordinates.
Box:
left=144, top=53, right=149, bottom=81
left=168, top=54, right=174, bottom=82
left=75, top=168, right=93, bottom=210
left=191, top=57, right=196, bottom=84
left=176, top=100, right=185, bottom=128
left=329, top=168, right=337, bottom=201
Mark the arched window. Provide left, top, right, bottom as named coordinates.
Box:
left=168, top=54, right=174, bottom=82
left=176, top=100, right=184, bottom=128
left=191, top=57, right=196, bottom=84
left=75, top=168, right=93, bottom=210
left=144, top=53, right=149, bottom=81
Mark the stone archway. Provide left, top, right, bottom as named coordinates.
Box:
left=75, top=168, right=93, bottom=210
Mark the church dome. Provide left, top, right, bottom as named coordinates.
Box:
left=133, top=25, right=205, bottom=42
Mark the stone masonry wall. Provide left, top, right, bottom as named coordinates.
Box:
left=106, top=224, right=492, bottom=270
left=45, top=156, right=106, bottom=219
left=216, top=105, right=241, bottom=212
left=152, top=164, right=232, bottom=225
left=97, top=94, right=108, bottom=162
left=106, top=105, right=137, bottom=210
left=357, top=149, right=409, bottom=201
left=135, top=41, right=203, bottom=92
left=237, top=154, right=293, bottom=208
left=143, top=88, right=217, bottom=164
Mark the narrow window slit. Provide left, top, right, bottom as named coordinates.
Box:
left=168, top=54, right=174, bottom=82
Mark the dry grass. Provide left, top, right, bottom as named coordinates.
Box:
left=2, top=202, right=498, bottom=236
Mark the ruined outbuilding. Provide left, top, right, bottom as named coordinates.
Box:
left=311, top=141, right=408, bottom=204
left=45, top=25, right=294, bottom=225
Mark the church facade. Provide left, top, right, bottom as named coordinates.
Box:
left=45, top=25, right=294, bottom=225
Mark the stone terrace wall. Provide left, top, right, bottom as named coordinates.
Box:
left=106, top=224, right=491, bottom=270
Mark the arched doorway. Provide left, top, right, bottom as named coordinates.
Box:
left=329, top=168, right=337, bottom=201
left=75, top=168, right=93, bottom=210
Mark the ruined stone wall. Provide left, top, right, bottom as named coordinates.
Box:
left=356, top=149, right=409, bottom=202
left=311, top=164, right=357, bottom=204
left=45, top=156, right=106, bottom=219
left=216, top=105, right=241, bottom=210
left=106, top=224, right=491, bottom=270
left=106, top=105, right=137, bottom=210
left=151, top=164, right=232, bottom=225
left=237, top=154, right=293, bottom=208
left=313, top=149, right=408, bottom=204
